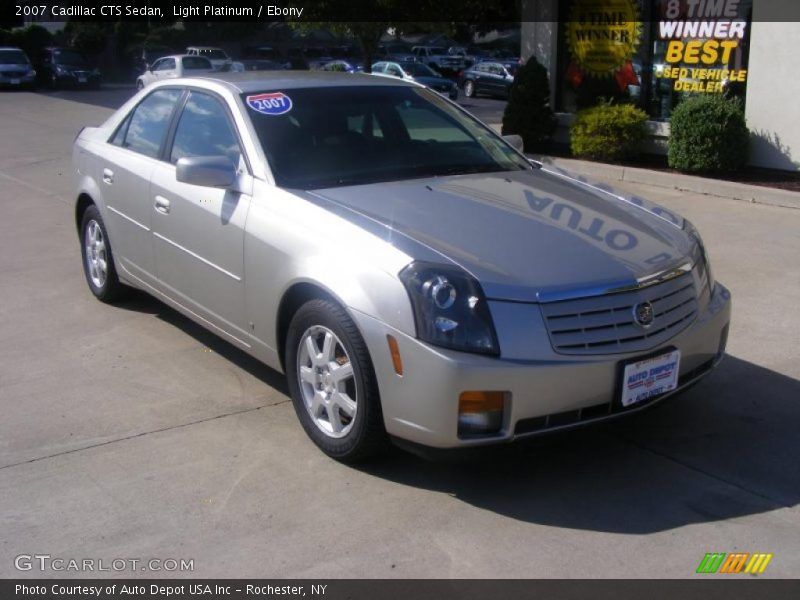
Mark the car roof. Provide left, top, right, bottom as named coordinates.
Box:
left=187, top=46, right=224, bottom=50
left=187, top=71, right=413, bottom=93
left=0, top=47, right=26, bottom=51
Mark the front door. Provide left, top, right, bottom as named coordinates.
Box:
left=149, top=90, right=252, bottom=339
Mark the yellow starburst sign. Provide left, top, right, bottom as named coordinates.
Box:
left=567, top=0, right=642, bottom=78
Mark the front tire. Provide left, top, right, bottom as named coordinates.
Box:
left=285, top=299, right=387, bottom=462
left=80, top=205, right=127, bottom=303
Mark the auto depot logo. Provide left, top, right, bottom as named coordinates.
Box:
left=696, top=552, right=773, bottom=574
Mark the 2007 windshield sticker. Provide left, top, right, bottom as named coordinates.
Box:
left=246, top=92, right=292, bottom=115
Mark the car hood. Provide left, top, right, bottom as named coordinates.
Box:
left=307, top=169, right=695, bottom=302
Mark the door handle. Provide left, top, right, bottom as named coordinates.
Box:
left=154, top=195, right=171, bottom=214
left=102, top=168, right=114, bottom=185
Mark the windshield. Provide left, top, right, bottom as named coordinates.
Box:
left=245, top=86, right=529, bottom=189
left=401, top=63, right=438, bottom=77
left=0, top=49, right=29, bottom=65
left=429, top=47, right=446, bottom=54
left=54, top=50, right=87, bottom=66
left=387, top=44, right=411, bottom=54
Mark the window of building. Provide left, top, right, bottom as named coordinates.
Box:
left=555, top=0, right=752, bottom=120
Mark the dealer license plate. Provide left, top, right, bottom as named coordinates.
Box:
left=78, top=76, right=87, bottom=83
left=10, top=78, right=20, bottom=85
left=620, top=349, right=681, bottom=407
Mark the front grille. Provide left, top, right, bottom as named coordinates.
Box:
left=541, top=272, right=698, bottom=355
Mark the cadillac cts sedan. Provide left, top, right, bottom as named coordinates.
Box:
left=72, top=72, right=731, bottom=461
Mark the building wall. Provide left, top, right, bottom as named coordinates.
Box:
left=744, top=21, right=800, bottom=171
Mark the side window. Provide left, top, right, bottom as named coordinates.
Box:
left=183, top=56, right=210, bottom=70
left=149, top=59, right=162, bottom=71
left=155, top=58, right=175, bottom=71
left=170, top=91, right=242, bottom=166
left=372, top=62, right=386, bottom=73
left=110, top=114, right=131, bottom=146
left=386, top=65, right=401, bottom=77
left=121, top=89, right=182, bottom=158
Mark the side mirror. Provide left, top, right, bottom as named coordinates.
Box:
left=502, top=134, right=524, bottom=153
left=176, top=156, right=236, bottom=188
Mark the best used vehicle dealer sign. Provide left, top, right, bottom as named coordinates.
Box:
left=657, top=0, right=749, bottom=93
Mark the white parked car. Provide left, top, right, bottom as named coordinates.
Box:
left=136, top=55, right=215, bottom=89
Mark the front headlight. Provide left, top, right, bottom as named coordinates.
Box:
left=54, top=65, right=69, bottom=75
left=399, top=262, right=499, bottom=356
left=683, top=220, right=715, bottom=292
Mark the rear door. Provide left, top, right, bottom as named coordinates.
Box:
left=99, top=88, right=183, bottom=284
left=149, top=89, right=253, bottom=337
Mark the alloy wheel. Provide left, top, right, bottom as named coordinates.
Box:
left=84, top=219, right=107, bottom=288
left=296, top=325, right=358, bottom=438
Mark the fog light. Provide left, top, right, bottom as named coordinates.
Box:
left=458, top=391, right=506, bottom=436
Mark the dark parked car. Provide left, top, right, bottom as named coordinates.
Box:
left=38, top=47, right=101, bottom=89
left=459, top=61, right=518, bottom=98
left=0, top=47, right=37, bottom=89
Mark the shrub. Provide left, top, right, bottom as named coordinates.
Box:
left=668, top=95, right=749, bottom=173
left=501, top=55, right=556, bottom=152
left=569, top=103, right=648, bottom=162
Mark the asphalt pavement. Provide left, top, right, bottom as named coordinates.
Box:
left=0, top=87, right=798, bottom=579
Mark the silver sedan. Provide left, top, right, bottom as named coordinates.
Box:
left=72, top=72, right=731, bottom=461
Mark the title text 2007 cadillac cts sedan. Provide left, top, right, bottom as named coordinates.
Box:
left=72, top=72, right=731, bottom=461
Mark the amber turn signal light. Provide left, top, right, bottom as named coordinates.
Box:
left=386, top=334, right=403, bottom=376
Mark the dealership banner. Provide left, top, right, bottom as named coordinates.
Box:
left=656, top=0, right=750, bottom=93
left=4, top=580, right=800, bottom=599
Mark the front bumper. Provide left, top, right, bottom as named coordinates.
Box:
left=352, top=283, right=731, bottom=449
left=0, top=72, right=36, bottom=87
left=53, top=72, right=101, bottom=87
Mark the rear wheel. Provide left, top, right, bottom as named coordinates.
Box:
left=80, top=205, right=128, bottom=303
left=464, top=79, right=476, bottom=98
left=285, top=299, right=387, bottom=462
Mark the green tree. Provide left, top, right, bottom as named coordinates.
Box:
left=501, top=55, right=556, bottom=152
left=63, top=22, right=108, bottom=56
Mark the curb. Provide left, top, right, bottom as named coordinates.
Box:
left=530, top=154, right=800, bottom=210
left=485, top=123, right=800, bottom=209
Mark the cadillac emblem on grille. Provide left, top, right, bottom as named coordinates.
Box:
left=633, top=301, right=655, bottom=329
